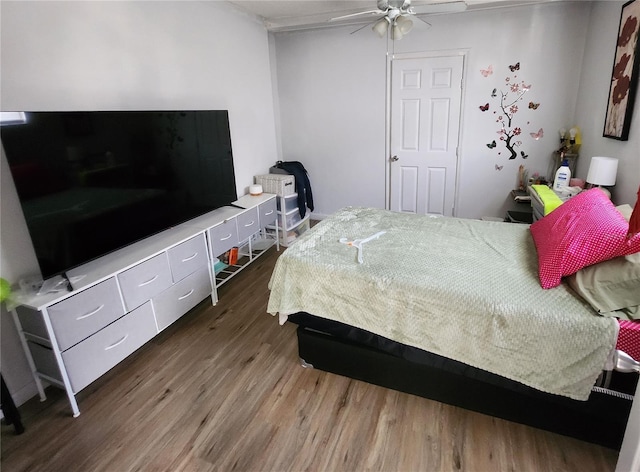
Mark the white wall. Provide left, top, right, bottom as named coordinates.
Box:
left=575, top=1, right=639, bottom=207
left=0, top=146, right=42, bottom=405
left=275, top=27, right=389, bottom=213
left=0, top=0, right=279, bottom=402
left=275, top=2, right=596, bottom=219
left=396, top=2, right=591, bottom=218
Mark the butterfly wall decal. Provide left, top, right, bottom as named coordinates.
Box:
left=530, top=128, right=544, bottom=140
left=509, top=62, right=520, bottom=72
left=480, top=65, right=493, bottom=77
left=520, top=151, right=529, bottom=159
left=479, top=103, right=489, bottom=112
left=528, top=102, right=540, bottom=110
left=487, top=140, right=497, bottom=149
left=495, top=164, right=504, bottom=171
left=491, top=88, right=497, bottom=98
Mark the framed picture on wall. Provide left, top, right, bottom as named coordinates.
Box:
left=603, top=0, right=640, bottom=140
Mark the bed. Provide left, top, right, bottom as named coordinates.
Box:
left=267, top=189, right=640, bottom=449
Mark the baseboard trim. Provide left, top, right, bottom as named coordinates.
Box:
left=12, top=381, right=40, bottom=407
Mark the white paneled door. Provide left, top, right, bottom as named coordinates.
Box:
left=390, top=55, right=463, bottom=216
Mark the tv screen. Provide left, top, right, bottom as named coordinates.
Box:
left=1, top=110, right=237, bottom=279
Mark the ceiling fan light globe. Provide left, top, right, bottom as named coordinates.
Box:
left=391, top=24, right=404, bottom=40
left=372, top=17, right=389, bottom=37
left=395, top=15, right=413, bottom=34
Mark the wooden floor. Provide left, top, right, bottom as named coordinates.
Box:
left=1, top=247, right=620, bottom=472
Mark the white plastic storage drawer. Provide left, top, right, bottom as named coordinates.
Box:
left=209, top=219, right=238, bottom=257
left=62, top=302, right=157, bottom=393
left=153, top=267, right=211, bottom=331
left=48, top=277, right=125, bottom=351
left=258, top=198, right=277, bottom=228
left=167, top=234, right=208, bottom=283
left=277, top=194, right=299, bottom=213
left=118, top=254, right=173, bottom=311
left=281, top=208, right=304, bottom=231
left=279, top=216, right=311, bottom=246
left=236, top=207, right=260, bottom=242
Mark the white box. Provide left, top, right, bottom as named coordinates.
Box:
left=255, top=174, right=295, bottom=196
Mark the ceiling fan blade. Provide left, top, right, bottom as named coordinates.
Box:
left=329, top=9, right=385, bottom=22
left=413, top=15, right=432, bottom=27
left=349, top=18, right=383, bottom=35
left=410, top=1, right=467, bottom=15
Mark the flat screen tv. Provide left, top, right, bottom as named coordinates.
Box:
left=1, top=110, right=237, bottom=280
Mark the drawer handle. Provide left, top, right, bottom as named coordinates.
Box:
left=181, top=252, right=198, bottom=262
left=220, top=234, right=232, bottom=241
left=138, top=274, right=159, bottom=287
left=104, top=334, right=128, bottom=351
left=178, top=289, right=194, bottom=301
left=264, top=210, right=274, bottom=216
left=244, top=220, right=255, bottom=227
left=76, top=304, right=104, bottom=320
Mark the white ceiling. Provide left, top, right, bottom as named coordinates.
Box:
left=227, top=0, right=568, bottom=32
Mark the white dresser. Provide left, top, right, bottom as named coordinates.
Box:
left=11, top=193, right=277, bottom=417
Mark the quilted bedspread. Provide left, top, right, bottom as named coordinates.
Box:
left=267, top=207, right=618, bottom=400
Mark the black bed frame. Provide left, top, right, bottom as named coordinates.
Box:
left=295, top=324, right=635, bottom=450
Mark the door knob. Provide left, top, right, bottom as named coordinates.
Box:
left=390, top=155, right=399, bottom=162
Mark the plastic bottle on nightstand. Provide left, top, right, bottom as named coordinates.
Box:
left=553, top=159, right=571, bottom=192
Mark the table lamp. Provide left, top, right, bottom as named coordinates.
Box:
left=586, top=156, right=618, bottom=198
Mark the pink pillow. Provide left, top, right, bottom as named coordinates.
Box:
left=530, top=188, right=640, bottom=289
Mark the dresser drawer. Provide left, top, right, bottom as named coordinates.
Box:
left=27, top=341, right=62, bottom=382
left=118, top=254, right=172, bottom=311
left=153, top=267, right=211, bottom=331
left=167, top=234, right=208, bottom=283
left=209, top=219, right=238, bottom=257
left=62, top=302, right=157, bottom=393
left=258, top=199, right=277, bottom=228
left=237, top=207, right=260, bottom=242
left=48, top=278, right=125, bottom=352
left=16, top=306, right=50, bottom=342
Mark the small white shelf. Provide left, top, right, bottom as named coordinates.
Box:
left=213, top=235, right=275, bottom=286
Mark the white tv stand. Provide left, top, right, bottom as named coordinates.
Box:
left=10, top=193, right=278, bottom=417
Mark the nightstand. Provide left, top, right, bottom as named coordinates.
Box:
left=505, top=189, right=533, bottom=223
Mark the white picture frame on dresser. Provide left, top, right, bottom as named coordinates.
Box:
left=10, top=193, right=278, bottom=417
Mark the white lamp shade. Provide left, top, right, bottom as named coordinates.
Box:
left=372, top=17, right=389, bottom=37
left=395, top=15, right=413, bottom=35
left=391, top=24, right=403, bottom=40
left=586, top=156, right=618, bottom=186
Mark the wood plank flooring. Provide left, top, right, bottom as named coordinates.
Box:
left=1, top=247, right=620, bottom=471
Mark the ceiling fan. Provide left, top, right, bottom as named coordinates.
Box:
left=330, top=0, right=467, bottom=40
